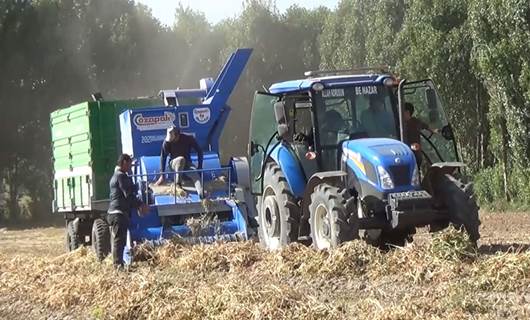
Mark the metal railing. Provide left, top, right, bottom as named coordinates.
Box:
left=131, top=166, right=233, bottom=206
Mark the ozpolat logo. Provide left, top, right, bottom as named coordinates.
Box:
left=193, top=107, right=211, bottom=124
left=133, top=112, right=176, bottom=131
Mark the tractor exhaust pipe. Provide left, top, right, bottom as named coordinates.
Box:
left=397, top=79, right=407, bottom=142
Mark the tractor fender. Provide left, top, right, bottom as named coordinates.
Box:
left=269, top=144, right=306, bottom=198
left=300, top=171, right=347, bottom=221
left=424, top=161, right=466, bottom=195
left=430, top=161, right=466, bottom=169
left=230, top=156, right=251, bottom=189
left=229, top=157, right=258, bottom=221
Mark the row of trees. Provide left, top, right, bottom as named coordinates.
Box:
left=1, top=0, right=528, bottom=222
left=319, top=0, right=530, bottom=207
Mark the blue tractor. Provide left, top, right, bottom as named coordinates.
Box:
left=249, top=69, right=480, bottom=249
left=116, top=49, right=256, bottom=262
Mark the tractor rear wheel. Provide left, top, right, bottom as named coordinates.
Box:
left=308, top=184, right=357, bottom=250
left=437, top=174, right=481, bottom=243
left=257, top=162, right=300, bottom=250
left=65, top=220, right=81, bottom=252
left=91, top=218, right=111, bottom=261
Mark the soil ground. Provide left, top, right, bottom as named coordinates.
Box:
left=2, top=212, right=528, bottom=260
left=0, top=211, right=529, bottom=319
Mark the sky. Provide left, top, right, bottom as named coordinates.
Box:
left=136, top=0, right=339, bottom=26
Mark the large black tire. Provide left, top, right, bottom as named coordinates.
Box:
left=257, top=162, right=300, bottom=250
left=65, top=220, right=81, bottom=252
left=437, top=174, right=481, bottom=242
left=91, top=218, right=111, bottom=261
left=308, top=184, right=358, bottom=249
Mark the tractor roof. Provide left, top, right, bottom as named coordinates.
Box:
left=269, top=74, right=394, bottom=94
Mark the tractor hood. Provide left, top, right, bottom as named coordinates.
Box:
left=342, top=138, right=418, bottom=192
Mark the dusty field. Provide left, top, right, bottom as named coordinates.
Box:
left=0, top=212, right=529, bottom=319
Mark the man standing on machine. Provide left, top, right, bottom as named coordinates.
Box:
left=155, top=126, right=204, bottom=197
left=403, top=102, right=438, bottom=167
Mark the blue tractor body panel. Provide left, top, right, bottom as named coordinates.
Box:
left=342, top=138, right=418, bottom=194
left=269, top=144, right=306, bottom=198
left=117, top=49, right=253, bottom=260
left=269, top=74, right=392, bottom=94
left=119, top=106, right=219, bottom=157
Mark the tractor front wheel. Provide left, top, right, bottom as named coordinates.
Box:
left=308, top=184, right=357, bottom=250
left=257, top=162, right=300, bottom=250
left=436, top=174, right=481, bottom=243
left=91, top=218, right=111, bottom=261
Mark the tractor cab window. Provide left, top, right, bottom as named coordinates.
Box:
left=284, top=96, right=313, bottom=142
left=287, top=97, right=319, bottom=178
left=249, top=92, right=280, bottom=193
left=402, top=80, right=458, bottom=164
left=318, top=93, right=354, bottom=145
left=314, top=85, right=397, bottom=170
left=356, top=90, right=397, bottom=139
left=315, top=86, right=397, bottom=144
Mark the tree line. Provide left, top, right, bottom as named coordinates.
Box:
left=1, top=0, right=529, bottom=223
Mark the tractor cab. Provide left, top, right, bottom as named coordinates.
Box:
left=249, top=69, right=479, bottom=250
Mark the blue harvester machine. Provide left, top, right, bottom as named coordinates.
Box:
left=119, top=49, right=255, bottom=262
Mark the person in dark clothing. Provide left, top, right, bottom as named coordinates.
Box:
left=107, top=154, right=147, bottom=267
left=403, top=102, right=438, bottom=166
left=155, top=126, right=204, bottom=196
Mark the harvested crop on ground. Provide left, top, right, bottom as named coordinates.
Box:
left=0, top=227, right=529, bottom=320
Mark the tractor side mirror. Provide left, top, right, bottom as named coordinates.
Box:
left=441, top=125, right=454, bottom=140
left=426, top=88, right=437, bottom=110
left=274, top=101, right=289, bottom=139
left=277, top=124, right=289, bottom=139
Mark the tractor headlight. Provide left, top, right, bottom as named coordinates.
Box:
left=311, top=82, right=324, bottom=91
left=383, top=77, right=395, bottom=87
left=411, top=165, right=420, bottom=187
left=377, top=166, right=394, bottom=190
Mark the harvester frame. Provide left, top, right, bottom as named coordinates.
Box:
left=51, top=49, right=256, bottom=262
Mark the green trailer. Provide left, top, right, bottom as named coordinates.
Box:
left=50, top=98, right=158, bottom=251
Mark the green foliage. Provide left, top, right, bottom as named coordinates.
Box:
left=429, top=227, right=477, bottom=262
left=1, top=0, right=529, bottom=222
left=470, top=0, right=530, bottom=168
left=474, top=166, right=530, bottom=210
left=396, top=0, right=488, bottom=168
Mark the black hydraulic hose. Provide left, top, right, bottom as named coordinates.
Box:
left=421, top=149, right=433, bottom=165
left=255, top=132, right=280, bottom=182
left=258, top=139, right=283, bottom=193
left=397, top=79, right=407, bottom=142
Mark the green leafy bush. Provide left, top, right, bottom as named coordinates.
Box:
left=473, top=166, right=530, bottom=210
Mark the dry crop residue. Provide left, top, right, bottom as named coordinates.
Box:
left=0, top=212, right=529, bottom=319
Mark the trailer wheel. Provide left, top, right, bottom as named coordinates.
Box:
left=308, top=183, right=357, bottom=250
left=258, top=162, right=300, bottom=250
left=65, top=220, right=81, bottom=252
left=437, top=174, right=481, bottom=243
left=91, top=218, right=111, bottom=261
